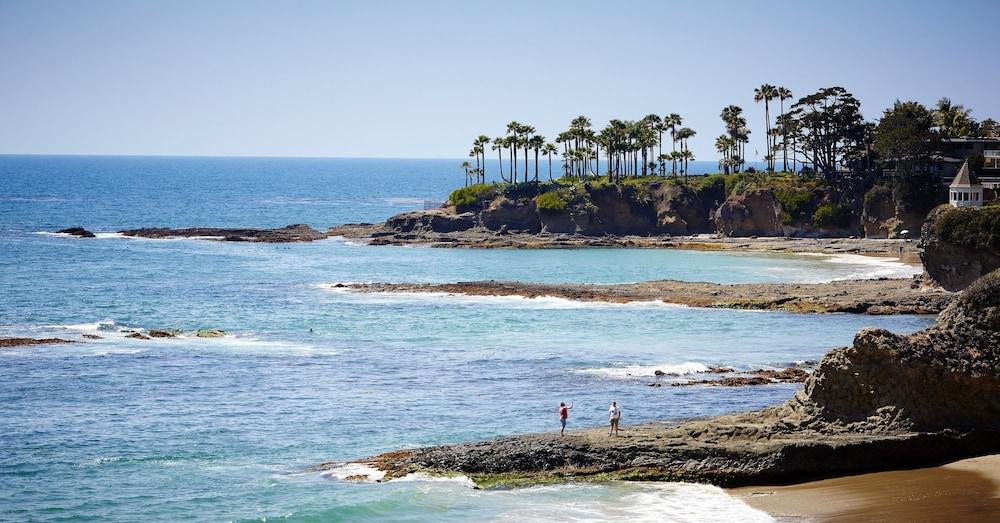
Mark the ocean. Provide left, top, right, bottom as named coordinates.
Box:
left=0, top=155, right=932, bottom=522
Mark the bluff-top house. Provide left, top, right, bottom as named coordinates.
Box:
left=949, top=160, right=984, bottom=208
left=933, top=137, right=1000, bottom=190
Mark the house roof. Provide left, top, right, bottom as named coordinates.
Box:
left=950, top=160, right=982, bottom=187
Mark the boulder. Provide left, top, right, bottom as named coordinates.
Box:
left=714, top=189, right=784, bottom=237
left=589, top=186, right=656, bottom=235
left=57, top=227, right=96, bottom=238
left=920, top=206, right=1000, bottom=290
left=651, top=183, right=723, bottom=235
left=480, top=197, right=541, bottom=233
left=147, top=329, right=179, bottom=338
left=195, top=329, right=226, bottom=338
left=800, top=270, right=1000, bottom=430
left=384, top=209, right=475, bottom=233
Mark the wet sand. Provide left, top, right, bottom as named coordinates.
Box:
left=730, top=454, right=1000, bottom=522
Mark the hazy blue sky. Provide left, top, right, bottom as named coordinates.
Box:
left=2, top=0, right=998, bottom=159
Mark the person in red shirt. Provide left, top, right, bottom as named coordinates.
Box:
left=559, top=401, right=573, bottom=436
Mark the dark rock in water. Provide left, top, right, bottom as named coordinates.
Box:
left=57, top=227, right=96, bottom=238
left=119, top=224, right=326, bottom=243
left=0, top=337, right=75, bottom=348
left=653, top=369, right=666, bottom=376
left=82, top=334, right=103, bottom=340
left=126, top=332, right=149, bottom=340
left=920, top=206, right=1000, bottom=291
left=672, top=367, right=808, bottom=387
left=332, top=270, right=1000, bottom=488
left=147, top=329, right=178, bottom=338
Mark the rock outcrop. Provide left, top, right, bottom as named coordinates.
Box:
left=385, top=210, right=475, bottom=234
left=56, top=227, right=96, bottom=238
left=323, top=271, right=1000, bottom=488
left=0, top=337, right=75, bottom=348
left=861, top=186, right=924, bottom=239
left=120, top=224, right=326, bottom=242
left=920, top=206, right=1000, bottom=290
left=714, top=189, right=784, bottom=237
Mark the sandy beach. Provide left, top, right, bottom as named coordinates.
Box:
left=730, top=454, right=1000, bottom=522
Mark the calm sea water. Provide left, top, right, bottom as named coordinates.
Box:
left=0, top=156, right=931, bottom=522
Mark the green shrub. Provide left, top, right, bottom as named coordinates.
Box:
left=863, top=184, right=893, bottom=215
left=936, top=206, right=1000, bottom=250
left=774, top=188, right=813, bottom=224
left=534, top=191, right=568, bottom=211
left=449, top=183, right=497, bottom=207
left=813, top=203, right=853, bottom=228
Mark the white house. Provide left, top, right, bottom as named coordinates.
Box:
left=949, top=160, right=983, bottom=208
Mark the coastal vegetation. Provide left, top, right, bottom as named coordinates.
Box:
left=455, top=86, right=998, bottom=232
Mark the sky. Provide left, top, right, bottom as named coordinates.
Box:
left=1, top=0, right=999, bottom=159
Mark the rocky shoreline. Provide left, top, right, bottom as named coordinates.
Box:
left=0, top=337, right=75, bottom=348
left=120, top=224, right=326, bottom=242
left=331, top=221, right=919, bottom=256
left=318, top=271, right=1000, bottom=489
left=335, top=278, right=950, bottom=314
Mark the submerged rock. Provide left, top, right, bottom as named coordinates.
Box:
left=119, top=224, right=326, bottom=243
left=0, top=337, right=75, bottom=348
left=126, top=332, right=150, bottom=340
left=56, top=227, right=96, bottom=238
left=147, top=329, right=179, bottom=338
left=195, top=329, right=226, bottom=338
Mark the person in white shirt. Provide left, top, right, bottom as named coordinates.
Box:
left=608, top=401, right=621, bottom=436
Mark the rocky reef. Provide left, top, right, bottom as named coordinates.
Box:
left=56, top=227, right=96, bottom=238
left=339, top=278, right=950, bottom=315
left=0, top=337, right=74, bottom=348
left=119, top=224, right=326, bottom=242
left=920, top=205, right=1000, bottom=290
left=322, top=271, right=1000, bottom=488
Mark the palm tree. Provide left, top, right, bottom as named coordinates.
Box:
left=492, top=137, right=507, bottom=183
left=506, top=121, right=521, bottom=183
left=543, top=143, right=558, bottom=181
left=519, top=124, right=535, bottom=182
left=680, top=150, right=695, bottom=180
left=674, top=127, right=695, bottom=179
left=933, top=97, right=975, bottom=138
left=529, top=135, right=545, bottom=182
left=776, top=87, right=792, bottom=171
left=664, top=113, right=682, bottom=175
left=460, top=161, right=472, bottom=187
left=754, top=84, right=778, bottom=171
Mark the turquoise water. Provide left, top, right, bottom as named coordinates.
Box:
left=1, top=156, right=932, bottom=522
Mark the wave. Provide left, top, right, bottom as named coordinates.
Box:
left=33, top=231, right=125, bottom=239
left=795, top=253, right=921, bottom=282
left=40, top=320, right=337, bottom=355
left=321, top=463, right=387, bottom=482
left=491, top=482, right=772, bottom=523
left=575, top=361, right=711, bottom=379
left=316, top=283, right=691, bottom=310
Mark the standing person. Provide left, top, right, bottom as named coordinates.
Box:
left=608, top=401, right=621, bottom=436
left=559, top=401, right=573, bottom=436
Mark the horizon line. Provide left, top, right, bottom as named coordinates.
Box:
left=0, top=152, right=734, bottom=162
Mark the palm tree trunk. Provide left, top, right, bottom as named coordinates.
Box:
left=534, top=149, right=539, bottom=182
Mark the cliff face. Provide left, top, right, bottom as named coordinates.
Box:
left=366, top=179, right=875, bottom=240
left=920, top=206, right=1000, bottom=290
left=799, top=270, right=1000, bottom=430
left=714, top=189, right=785, bottom=237
left=861, top=186, right=925, bottom=239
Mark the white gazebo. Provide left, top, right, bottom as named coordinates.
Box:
left=949, top=160, right=983, bottom=208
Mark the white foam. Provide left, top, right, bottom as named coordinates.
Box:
left=321, top=463, right=386, bottom=482
left=316, top=284, right=691, bottom=310
left=490, top=482, right=773, bottom=522
left=391, top=472, right=477, bottom=488
left=576, top=361, right=710, bottom=379
left=795, top=253, right=921, bottom=282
